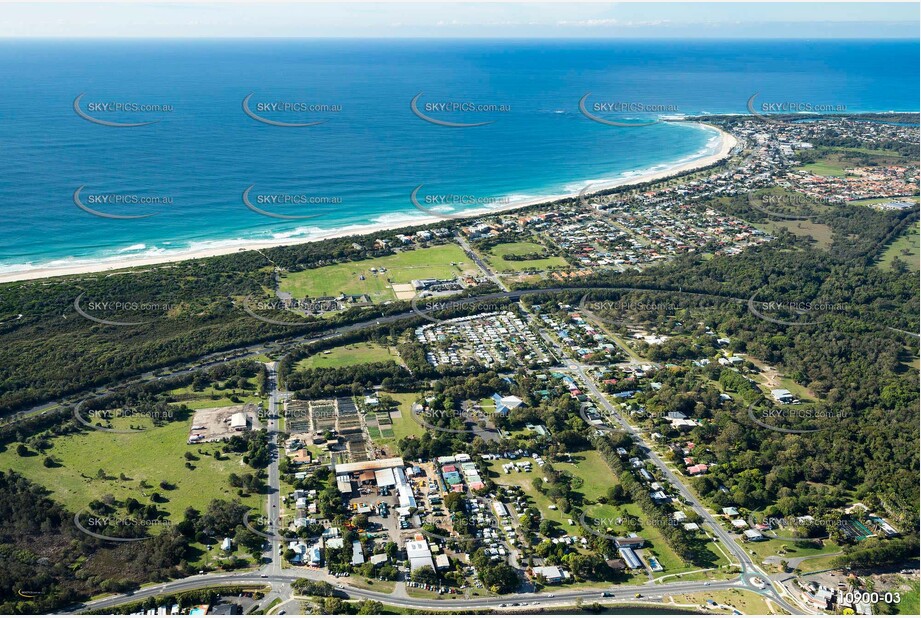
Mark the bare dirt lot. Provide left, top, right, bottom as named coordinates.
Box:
left=189, top=404, right=262, bottom=442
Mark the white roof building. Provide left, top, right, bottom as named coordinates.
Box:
left=406, top=539, right=435, bottom=572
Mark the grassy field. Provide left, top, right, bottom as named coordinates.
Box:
left=760, top=220, right=834, bottom=250
left=295, top=343, right=400, bottom=370
left=796, top=150, right=853, bottom=177
left=371, top=392, right=424, bottom=454
left=798, top=161, right=849, bottom=177
left=485, top=241, right=567, bottom=272
left=877, top=221, right=920, bottom=272
left=278, top=244, right=474, bottom=301
left=850, top=196, right=920, bottom=207
left=672, top=589, right=781, bottom=615
left=485, top=451, right=721, bottom=580
left=894, top=578, right=920, bottom=615
left=744, top=536, right=842, bottom=567
left=168, top=383, right=266, bottom=410
left=0, top=419, right=261, bottom=522
left=344, top=577, right=396, bottom=594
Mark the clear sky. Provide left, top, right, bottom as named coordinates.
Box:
left=0, top=2, right=917, bottom=39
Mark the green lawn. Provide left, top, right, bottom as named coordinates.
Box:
left=372, top=392, right=424, bottom=452
left=850, top=196, right=920, bottom=206
left=894, top=578, right=920, bottom=615
left=278, top=244, right=474, bottom=301
left=673, top=589, right=779, bottom=615
left=344, top=578, right=396, bottom=594
left=168, top=383, right=266, bottom=410
left=878, top=221, right=920, bottom=272
left=799, top=162, right=849, bottom=177
left=0, top=419, right=261, bottom=523
left=295, top=343, right=400, bottom=370
left=744, top=536, right=842, bottom=566
left=485, top=241, right=567, bottom=272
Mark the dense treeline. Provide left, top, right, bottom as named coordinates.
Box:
left=0, top=471, right=197, bottom=614
left=286, top=362, right=414, bottom=399
left=568, top=202, right=919, bottom=528
left=592, top=434, right=703, bottom=563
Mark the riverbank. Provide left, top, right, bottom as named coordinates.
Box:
left=0, top=123, right=737, bottom=284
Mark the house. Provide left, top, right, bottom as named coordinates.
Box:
left=722, top=507, right=739, bottom=516
left=531, top=566, right=570, bottom=584
left=220, top=537, right=233, bottom=551
left=605, top=558, right=627, bottom=571
left=687, top=464, right=709, bottom=475
left=743, top=529, right=766, bottom=541
left=731, top=519, right=749, bottom=529
left=615, top=536, right=645, bottom=549
left=800, top=581, right=836, bottom=610
left=435, top=553, right=451, bottom=571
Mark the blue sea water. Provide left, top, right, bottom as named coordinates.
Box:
left=0, top=39, right=917, bottom=276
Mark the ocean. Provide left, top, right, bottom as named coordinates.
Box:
left=0, top=38, right=917, bottom=276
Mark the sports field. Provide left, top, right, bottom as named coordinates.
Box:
left=278, top=244, right=475, bottom=301
left=485, top=241, right=567, bottom=272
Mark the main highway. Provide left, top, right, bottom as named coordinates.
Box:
left=66, top=570, right=755, bottom=614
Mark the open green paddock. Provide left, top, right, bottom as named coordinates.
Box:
left=485, top=241, right=568, bottom=272
left=0, top=418, right=262, bottom=523
left=278, top=244, right=475, bottom=301
left=295, top=342, right=400, bottom=370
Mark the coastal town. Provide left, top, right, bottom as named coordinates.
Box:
left=1, top=105, right=917, bottom=616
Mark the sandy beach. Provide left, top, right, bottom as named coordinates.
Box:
left=0, top=123, right=737, bottom=284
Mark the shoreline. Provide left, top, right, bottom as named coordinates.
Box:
left=0, top=123, right=737, bottom=284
